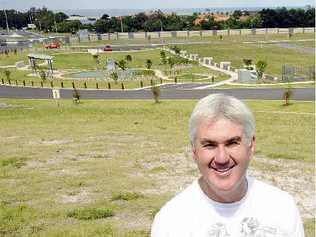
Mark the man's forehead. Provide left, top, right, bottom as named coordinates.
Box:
left=198, top=117, right=243, bottom=128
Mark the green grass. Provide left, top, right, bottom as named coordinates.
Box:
left=67, top=207, right=114, bottom=220
left=178, top=33, right=315, bottom=78
left=0, top=99, right=314, bottom=236
left=215, top=82, right=315, bottom=89
left=111, top=192, right=144, bottom=201
left=304, top=218, right=315, bottom=237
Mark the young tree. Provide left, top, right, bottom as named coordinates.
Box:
left=167, top=57, right=175, bottom=69
left=4, top=70, right=11, bottom=81
left=160, top=51, right=167, bottom=65
left=151, top=84, right=161, bottom=103
left=111, top=71, right=119, bottom=84
left=116, top=59, right=127, bottom=70
left=283, top=87, right=293, bottom=106
left=256, top=60, right=268, bottom=79
left=146, top=59, right=153, bottom=69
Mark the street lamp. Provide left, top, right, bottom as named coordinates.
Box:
left=3, top=9, right=9, bottom=33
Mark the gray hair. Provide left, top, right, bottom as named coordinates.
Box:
left=189, top=94, right=255, bottom=145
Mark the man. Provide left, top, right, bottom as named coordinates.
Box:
left=151, top=94, right=304, bottom=237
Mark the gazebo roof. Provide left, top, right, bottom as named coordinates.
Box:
left=28, top=54, right=54, bottom=60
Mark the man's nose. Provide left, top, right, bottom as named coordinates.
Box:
left=214, top=145, right=229, bottom=164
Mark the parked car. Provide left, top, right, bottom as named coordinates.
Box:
left=45, top=42, right=60, bottom=49
left=103, top=45, right=112, bottom=51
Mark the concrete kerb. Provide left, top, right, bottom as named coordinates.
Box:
left=162, top=47, right=238, bottom=89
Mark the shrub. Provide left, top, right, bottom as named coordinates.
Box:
left=4, top=70, right=11, bottom=80
left=0, top=157, right=26, bottom=168
left=39, top=70, right=46, bottom=81
left=145, top=59, right=153, bottom=69
left=67, top=207, right=114, bottom=220
left=111, top=71, right=118, bottom=84
left=256, top=60, right=268, bottom=79
left=111, top=192, right=143, bottom=201
left=125, top=54, right=132, bottom=62
left=72, top=88, right=80, bottom=104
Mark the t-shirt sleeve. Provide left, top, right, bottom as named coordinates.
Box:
left=289, top=196, right=305, bottom=237
left=151, top=210, right=170, bottom=237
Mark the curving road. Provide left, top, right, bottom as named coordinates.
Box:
left=0, top=84, right=314, bottom=101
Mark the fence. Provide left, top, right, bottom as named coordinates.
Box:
left=66, top=27, right=315, bottom=43
left=282, top=65, right=315, bottom=82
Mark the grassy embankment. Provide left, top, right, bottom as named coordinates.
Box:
left=0, top=99, right=314, bottom=236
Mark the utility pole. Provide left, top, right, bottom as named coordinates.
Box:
left=3, top=9, right=9, bottom=33
left=159, top=20, right=163, bottom=31
left=53, top=14, right=58, bottom=33
left=120, top=16, right=123, bottom=32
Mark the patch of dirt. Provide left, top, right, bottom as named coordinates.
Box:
left=29, top=139, right=73, bottom=145
left=0, top=102, right=33, bottom=109
left=140, top=150, right=315, bottom=220
left=113, top=212, right=152, bottom=230
left=59, top=190, right=91, bottom=204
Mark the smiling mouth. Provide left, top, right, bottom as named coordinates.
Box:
left=208, top=161, right=237, bottom=173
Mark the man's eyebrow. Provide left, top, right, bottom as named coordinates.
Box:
left=200, top=139, right=217, bottom=145
left=200, top=136, right=242, bottom=144
left=226, top=136, right=242, bottom=143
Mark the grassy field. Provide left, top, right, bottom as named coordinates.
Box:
left=0, top=32, right=314, bottom=89
left=0, top=99, right=314, bottom=236
left=177, top=33, right=315, bottom=78
left=0, top=48, right=229, bottom=89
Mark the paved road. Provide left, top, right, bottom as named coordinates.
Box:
left=0, top=84, right=314, bottom=101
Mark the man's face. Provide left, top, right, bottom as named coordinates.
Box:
left=192, top=118, right=255, bottom=197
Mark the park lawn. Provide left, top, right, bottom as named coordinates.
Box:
left=70, top=32, right=315, bottom=47
left=291, top=40, right=315, bottom=48
left=48, top=49, right=166, bottom=70
left=0, top=99, right=314, bottom=236
left=0, top=51, right=30, bottom=66
left=178, top=35, right=315, bottom=78
left=215, top=82, right=315, bottom=89
left=157, top=64, right=230, bottom=83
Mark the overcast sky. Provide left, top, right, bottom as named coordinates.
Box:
left=1, top=0, right=314, bottom=10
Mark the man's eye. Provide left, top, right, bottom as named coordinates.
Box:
left=227, top=141, right=239, bottom=146
left=203, top=144, right=216, bottom=148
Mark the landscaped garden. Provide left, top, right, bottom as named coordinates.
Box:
left=0, top=32, right=314, bottom=90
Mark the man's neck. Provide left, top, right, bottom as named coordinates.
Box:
left=198, top=176, right=248, bottom=203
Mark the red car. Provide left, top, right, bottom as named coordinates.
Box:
left=103, top=45, right=112, bottom=51
left=45, top=42, right=60, bottom=49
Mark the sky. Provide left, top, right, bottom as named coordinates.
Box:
left=0, top=0, right=314, bottom=10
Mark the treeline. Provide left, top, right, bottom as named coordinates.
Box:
left=0, top=7, right=314, bottom=33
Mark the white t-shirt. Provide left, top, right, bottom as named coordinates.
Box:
left=151, top=177, right=304, bottom=237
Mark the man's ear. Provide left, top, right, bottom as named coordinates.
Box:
left=192, top=144, right=198, bottom=162
left=250, top=136, right=256, bottom=155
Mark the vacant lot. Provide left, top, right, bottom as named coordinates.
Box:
left=0, top=99, right=314, bottom=236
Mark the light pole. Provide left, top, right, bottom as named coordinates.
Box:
left=120, top=16, right=124, bottom=33
left=3, top=9, right=9, bottom=33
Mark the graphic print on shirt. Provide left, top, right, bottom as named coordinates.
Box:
left=208, top=222, right=229, bottom=237
left=207, top=217, right=286, bottom=237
